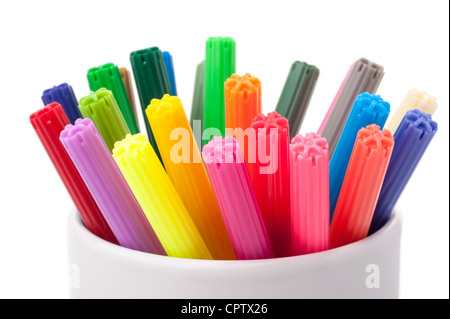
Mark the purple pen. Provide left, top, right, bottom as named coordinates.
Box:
left=60, top=118, right=166, bottom=255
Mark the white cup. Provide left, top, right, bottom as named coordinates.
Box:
left=67, top=208, right=402, bottom=299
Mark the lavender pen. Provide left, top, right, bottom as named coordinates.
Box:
left=60, top=118, right=166, bottom=255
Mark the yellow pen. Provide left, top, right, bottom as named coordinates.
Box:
left=146, top=94, right=235, bottom=260
left=112, top=133, right=212, bottom=260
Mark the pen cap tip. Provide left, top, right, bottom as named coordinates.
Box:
left=357, top=124, right=395, bottom=156
left=251, top=111, right=289, bottom=136
left=202, top=136, right=243, bottom=165
left=291, top=132, right=329, bottom=163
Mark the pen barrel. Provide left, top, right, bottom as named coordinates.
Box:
left=78, top=88, right=130, bottom=152
left=203, top=136, right=274, bottom=260
left=113, top=133, right=212, bottom=259
left=190, top=61, right=205, bottom=147
left=276, top=61, right=320, bottom=139
left=119, top=67, right=140, bottom=131
left=162, top=51, right=177, bottom=96
left=250, top=112, right=291, bottom=257
left=87, top=63, right=139, bottom=134
left=147, top=95, right=235, bottom=260
left=204, top=37, right=236, bottom=144
left=370, top=109, right=438, bottom=234
left=386, top=88, right=438, bottom=133
left=30, top=103, right=117, bottom=244
left=329, top=93, right=390, bottom=220
left=60, top=119, right=165, bottom=254
left=318, top=63, right=354, bottom=135
left=42, top=83, right=82, bottom=125
left=322, top=58, right=384, bottom=157
left=290, top=133, right=329, bottom=255
left=330, top=124, right=394, bottom=249
left=130, top=47, right=172, bottom=163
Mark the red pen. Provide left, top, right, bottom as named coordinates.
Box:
left=30, top=102, right=118, bottom=244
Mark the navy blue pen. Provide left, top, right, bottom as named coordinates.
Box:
left=42, top=83, right=82, bottom=124
left=369, top=109, right=438, bottom=234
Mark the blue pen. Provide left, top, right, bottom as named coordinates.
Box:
left=163, top=51, right=177, bottom=96
left=329, top=92, right=390, bottom=221
left=369, top=109, right=437, bottom=234
left=42, top=83, right=82, bottom=124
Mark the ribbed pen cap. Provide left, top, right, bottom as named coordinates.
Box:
left=386, top=88, right=438, bottom=133
left=321, top=58, right=384, bottom=154
left=225, top=73, right=262, bottom=132
left=204, top=37, right=236, bottom=142
left=78, top=88, right=130, bottom=152
left=42, top=83, right=82, bottom=124
left=276, top=61, right=320, bottom=139
left=130, top=46, right=171, bottom=162
left=291, top=132, right=328, bottom=164
left=87, top=63, right=139, bottom=134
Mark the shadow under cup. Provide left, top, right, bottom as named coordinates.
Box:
left=67, top=208, right=402, bottom=299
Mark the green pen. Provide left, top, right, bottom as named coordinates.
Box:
left=203, top=37, right=236, bottom=146
left=87, top=63, right=139, bottom=135
left=78, top=88, right=130, bottom=152
left=130, top=47, right=171, bottom=163
left=275, top=61, right=319, bottom=139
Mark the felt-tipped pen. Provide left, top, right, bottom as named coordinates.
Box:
left=190, top=61, right=205, bottom=147
left=250, top=112, right=291, bottom=257
left=130, top=46, right=172, bottom=163
left=330, top=124, right=394, bottom=248
left=369, top=109, right=438, bottom=234
left=147, top=95, right=236, bottom=260
left=318, top=63, right=354, bottom=135
left=321, top=58, right=384, bottom=157
left=204, top=37, right=236, bottom=144
left=225, top=73, right=262, bottom=133
left=78, top=88, right=130, bottom=152
left=42, top=83, right=83, bottom=125
left=329, top=93, right=390, bottom=220
left=113, top=133, right=212, bottom=259
left=162, top=51, right=178, bottom=96
left=386, top=88, right=437, bottom=134
left=276, top=61, right=320, bottom=139
left=203, top=136, right=274, bottom=260
left=30, top=103, right=117, bottom=244
left=87, top=63, right=139, bottom=134
left=60, top=119, right=165, bottom=254
left=290, top=133, right=329, bottom=255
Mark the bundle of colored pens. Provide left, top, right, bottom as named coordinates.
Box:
left=31, top=37, right=439, bottom=260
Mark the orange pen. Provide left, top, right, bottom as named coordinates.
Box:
left=225, top=73, right=261, bottom=177
left=330, top=124, right=394, bottom=249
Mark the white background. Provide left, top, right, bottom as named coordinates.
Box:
left=0, top=0, right=448, bottom=299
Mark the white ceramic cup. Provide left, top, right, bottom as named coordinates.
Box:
left=67, top=208, right=402, bottom=299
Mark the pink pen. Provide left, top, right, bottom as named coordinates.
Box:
left=317, top=63, right=354, bottom=135
left=290, top=133, right=329, bottom=255
left=202, top=136, right=274, bottom=260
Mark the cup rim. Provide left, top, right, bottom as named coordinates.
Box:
left=68, top=207, right=402, bottom=268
